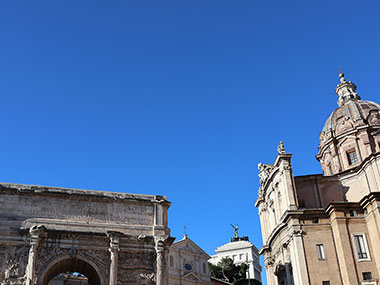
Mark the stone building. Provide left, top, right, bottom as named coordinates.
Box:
left=255, top=73, right=380, bottom=284
left=0, top=183, right=173, bottom=285
left=209, top=234, right=262, bottom=282
left=168, top=235, right=212, bottom=285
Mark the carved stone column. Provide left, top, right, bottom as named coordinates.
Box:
left=108, top=232, right=121, bottom=285
left=25, top=225, right=44, bottom=285
left=154, top=235, right=170, bottom=285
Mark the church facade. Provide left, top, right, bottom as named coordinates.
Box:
left=255, top=73, right=380, bottom=284
left=168, top=235, right=212, bottom=285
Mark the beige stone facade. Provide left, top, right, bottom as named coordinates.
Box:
left=256, top=73, right=380, bottom=285
left=168, top=235, right=212, bottom=285
left=0, top=183, right=173, bottom=285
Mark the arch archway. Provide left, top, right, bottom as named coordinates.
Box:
left=40, top=256, right=102, bottom=285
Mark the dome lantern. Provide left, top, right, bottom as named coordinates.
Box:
left=336, top=72, right=361, bottom=106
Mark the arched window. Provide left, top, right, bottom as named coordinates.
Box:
left=170, top=255, right=174, bottom=267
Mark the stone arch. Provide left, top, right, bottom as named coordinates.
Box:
left=38, top=255, right=104, bottom=285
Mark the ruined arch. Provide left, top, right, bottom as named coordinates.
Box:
left=39, top=255, right=103, bottom=285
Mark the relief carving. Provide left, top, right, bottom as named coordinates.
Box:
left=336, top=117, right=354, bottom=135
left=264, top=256, right=275, bottom=267
left=139, top=272, right=155, bottom=284
left=368, top=111, right=380, bottom=126
left=0, top=246, right=28, bottom=284
left=258, top=163, right=274, bottom=186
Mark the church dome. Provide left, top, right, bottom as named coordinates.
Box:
left=317, top=73, right=380, bottom=176
left=321, top=100, right=380, bottom=137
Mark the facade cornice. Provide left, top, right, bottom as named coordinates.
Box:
left=0, top=182, right=170, bottom=205
left=317, top=125, right=370, bottom=159
left=337, top=151, right=380, bottom=179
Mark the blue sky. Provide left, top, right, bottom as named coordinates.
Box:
left=1, top=1, right=380, bottom=283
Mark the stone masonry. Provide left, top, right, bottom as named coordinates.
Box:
left=0, top=183, right=174, bottom=285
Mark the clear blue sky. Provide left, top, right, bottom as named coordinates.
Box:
left=1, top=1, right=379, bottom=283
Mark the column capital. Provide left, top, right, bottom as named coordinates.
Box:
left=29, top=225, right=45, bottom=246
left=107, top=231, right=122, bottom=253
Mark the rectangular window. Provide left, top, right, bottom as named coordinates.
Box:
left=349, top=210, right=358, bottom=217
left=322, top=282, right=330, bottom=285
left=363, top=272, right=372, bottom=280
left=347, top=151, right=359, bottom=165
left=354, top=234, right=368, bottom=260
left=317, top=244, right=325, bottom=259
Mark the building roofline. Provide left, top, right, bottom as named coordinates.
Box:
left=0, top=182, right=169, bottom=204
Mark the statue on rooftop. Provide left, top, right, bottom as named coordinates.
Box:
left=231, top=224, right=239, bottom=239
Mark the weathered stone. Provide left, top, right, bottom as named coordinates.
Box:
left=0, top=183, right=173, bottom=285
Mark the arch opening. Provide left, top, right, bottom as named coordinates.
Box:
left=42, top=257, right=101, bottom=285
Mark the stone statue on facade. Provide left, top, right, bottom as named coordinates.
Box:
left=277, top=141, right=286, bottom=154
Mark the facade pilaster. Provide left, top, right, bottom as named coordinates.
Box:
left=364, top=199, right=380, bottom=279
left=264, top=256, right=276, bottom=285
left=278, top=155, right=298, bottom=211
left=329, top=213, right=359, bottom=284
left=288, top=229, right=309, bottom=285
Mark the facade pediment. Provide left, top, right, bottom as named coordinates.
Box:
left=183, top=272, right=201, bottom=281
left=171, top=237, right=210, bottom=258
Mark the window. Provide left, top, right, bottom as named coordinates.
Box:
left=202, top=263, right=206, bottom=273
left=169, top=255, right=174, bottom=267
left=347, top=151, right=359, bottom=165
left=312, top=217, right=319, bottom=224
left=349, top=210, right=358, bottom=217
left=322, top=282, right=330, bottom=285
left=363, top=272, right=372, bottom=280
left=353, top=234, right=369, bottom=260
left=316, top=244, right=325, bottom=259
